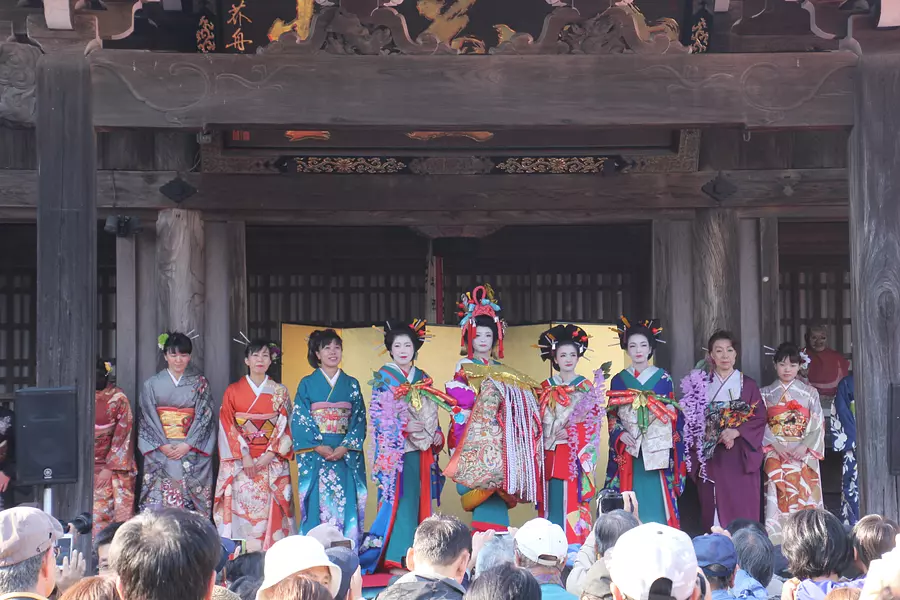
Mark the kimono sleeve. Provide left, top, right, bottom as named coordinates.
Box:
left=606, top=374, right=628, bottom=448
left=137, top=377, right=166, bottom=455
left=291, top=378, right=322, bottom=452
left=184, top=376, right=216, bottom=456
left=217, top=385, right=246, bottom=462
left=105, top=391, right=135, bottom=472
left=340, top=377, right=367, bottom=452
left=267, top=384, right=294, bottom=459
left=802, top=386, right=825, bottom=460
left=737, top=377, right=767, bottom=474
left=833, top=375, right=856, bottom=452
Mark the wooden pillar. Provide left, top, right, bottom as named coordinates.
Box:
left=205, top=220, right=247, bottom=405
left=849, top=53, right=900, bottom=521
left=156, top=209, right=205, bottom=370
left=739, top=219, right=762, bottom=382
left=652, top=220, right=696, bottom=383
left=35, top=52, right=95, bottom=555
left=115, top=236, right=138, bottom=408
left=759, top=218, right=780, bottom=384
left=693, top=209, right=741, bottom=353
left=136, top=227, right=159, bottom=385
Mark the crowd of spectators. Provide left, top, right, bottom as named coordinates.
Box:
left=0, top=503, right=898, bottom=600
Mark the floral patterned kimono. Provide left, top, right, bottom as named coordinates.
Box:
left=832, top=374, right=858, bottom=525
left=444, top=358, right=543, bottom=531
left=291, top=369, right=367, bottom=544
left=214, top=376, right=294, bottom=551
left=94, top=385, right=136, bottom=535
left=0, top=406, right=11, bottom=511
left=605, top=367, right=685, bottom=528
left=539, top=374, right=602, bottom=544
left=761, top=379, right=824, bottom=543
left=361, top=364, right=445, bottom=573
left=138, top=367, right=215, bottom=514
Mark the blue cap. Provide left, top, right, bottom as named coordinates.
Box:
left=692, top=534, right=738, bottom=577
left=217, top=537, right=237, bottom=573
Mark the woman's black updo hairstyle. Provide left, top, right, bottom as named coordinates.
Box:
left=307, top=329, right=342, bottom=369
left=773, top=342, right=802, bottom=365
left=383, top=320, right=425, bottom=361
left=623, top=325, right=658, bottom=359
left=462, top=315, right=499, bottom=349
left=163, top=331, right=193, bottom=355
left=96, top=358, right=110, bottom=391
left=707, top=330, right=738, bottom=354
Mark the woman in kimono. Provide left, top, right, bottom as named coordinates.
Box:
left=760, top=342, right=824, bottom=544
left=680, top=330, right=766, bottom=532
left=832, top=373, right=858, bottom=525
left=214, top=340, right=293, bottom=551
left=0, top=402, right=12, bottom=511
left=361, top=320, right=449, bottom=573
left=536, top=324, right=604, bottom=544
left=605, top=318, right=685, bottom=528
left=443, top=284, right=543, bottom=531
left=138, top=331, right=215, bottom=514
left=93, top=359, right=136, bottom=535
left=291, top=329, right=367, bottom=544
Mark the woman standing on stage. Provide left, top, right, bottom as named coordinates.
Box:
left=214, top=340, right=294, bottom=551
left=291, top=329, right=367, bottom=543
left=93, top=359, right=136, bottom=535
left=681, top=330, right=766, bottom=531
left=536, top=324, right=603, bottom=544
left=138, top=331, right=215, bottom=514
left=443, top=284, right=543, bottom=531
left=361, top=320, right=449, bottom=573
left=761, top=342, right=824, bottom=544
left=605, top=318, right=685, bottom=528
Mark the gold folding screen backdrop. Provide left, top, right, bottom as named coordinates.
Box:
left=283, top=323, right=629, bottom=528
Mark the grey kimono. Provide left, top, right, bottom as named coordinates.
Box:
left=138, top=367, right=216, bottom=515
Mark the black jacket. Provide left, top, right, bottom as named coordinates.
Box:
left=376, top=572, right=466, bottom=600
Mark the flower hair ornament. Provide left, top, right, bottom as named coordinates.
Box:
left=609, top=316, right=665, bottom=349
left=157, top=329, right=198, bottom=351
left=457, top=284, right=505, bottom=359
left=232, top=331, right=282, bottom=364
left=536, top=324, right=591, bottom=363
left=764, top=345, right=811, bottom=369
left=103, top=361, right=113, bottom=375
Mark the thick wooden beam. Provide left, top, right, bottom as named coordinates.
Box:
left=87, top=51, right=857, bottom=130
left=115, top=236, right=138, bottom=410
left=227, top=222, right=248, bottom=382
left=136, top=227, right=159, bottom=385
left=35, top=52, right=95, bottom=557
left=204, top=221, right=230, bottom=405
left=849, top=53, right=900, bottom=521
left=156, top=209, right=205, bottom=370
left=739, top=219, right=762, bottom=381
left=759, top=217, right=780, bottom=384
left=693, top=209, right=741, bottom=351
left=652, top=220, right=696, bottom=383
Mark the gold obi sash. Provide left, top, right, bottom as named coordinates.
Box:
left=767, top=400, right=809, bottom=441
left=235, top=412, right=278, bottom=447
left=94, top=422, right=115, bottom=462
left=157, top=407, right=195, bottom=440
left=311, top=402, right=350, bottom=435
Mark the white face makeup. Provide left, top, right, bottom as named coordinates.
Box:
left=627, top=334, right=651, bottom=369
left=555, top=344, right=579, bottom=374
left=390, top=334, right=416, bottom=369
left=472, top=326, right=495, bottom=356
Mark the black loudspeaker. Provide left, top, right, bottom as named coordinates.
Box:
left=14, top=387, right=79, bottom=485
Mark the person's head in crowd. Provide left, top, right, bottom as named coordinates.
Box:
left=824, top=589, right=861, bottom=600
left=725, top=519, right=767, bottom=538
left=214, top=586, right=243, bottom=600
left=257, top=536, right=341, bottom=600
left=266, top=575, right=332, bottom=600
left=110, top=507, right=220, bottom=600
left=732, top=527, right=775, bottom=588
left=93, top=522, right=124, bottom=576
left=466, top=563, right=541, bottom=600
left=326, top=546, right=361, bottom=600
left=162, top=331, right=194, bottom=378
left=693, top=534, right=738, bottom=592
left=0, top=507, right=64, bottom=597
left=852, top=515, right=899, bottom=575
left=96, top=358, right=112, bottom=392
left=608, top=523, right=701, bottom=600
left=860, top=537, right=900, bottom=600
left=58, top=575, right=120, bottom=600
left=217, top=538, right=238, bottom=582
left=595, top=510, right=641, bottom=560
left=307, top=524, right=354, bottom=550
left=514, top=518, right=569, bottom=583
left=404, top=514, right=471, bottom=584
left=229, top=576, right=262, bottom=600
left=226, top=553, right=265, bottom=587
left=782, top=508, right=852, bottom=581
left=474, top=534, right=515, bottom=578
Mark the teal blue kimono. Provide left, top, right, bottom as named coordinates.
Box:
left=360, top=364, right=443, bottom=574
left=291, top=369, right=368, bottom=544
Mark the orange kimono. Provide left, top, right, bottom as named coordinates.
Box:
left=213, top=376, right=294, bottom=551
left=93, top=385, right=136, bottom=536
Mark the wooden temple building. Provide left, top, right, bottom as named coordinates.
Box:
left=0, top=0, right=898, bottom=544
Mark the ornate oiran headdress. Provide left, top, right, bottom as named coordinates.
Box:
left=378, top=319, right=430, bottom=355
left=537, top=324, right=590, bottom=363
left=610, top=316, right=665, bottom=350
left=457, top=284, right=505, bottom=359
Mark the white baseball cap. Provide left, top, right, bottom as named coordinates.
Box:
left=256, top=535, right=342, bottom=600
left=607, top=523, right=698, bottom=600
left=514, top=518, right=568, bottom=567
